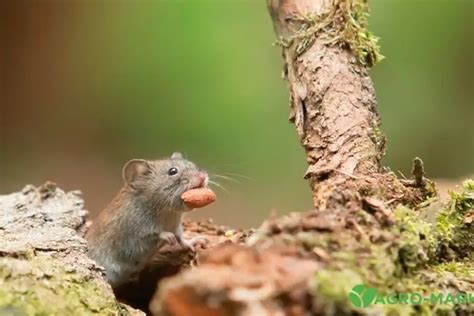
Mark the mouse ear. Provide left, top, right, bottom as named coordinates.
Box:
left=171, top=152, right=183, bottom=159
left=122, top=159, right=151, bottom=189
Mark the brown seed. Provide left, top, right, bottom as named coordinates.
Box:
left=181, top=187, right=216, bottom=209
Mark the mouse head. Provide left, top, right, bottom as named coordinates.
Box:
left=122, top=152, right=208, bottom=212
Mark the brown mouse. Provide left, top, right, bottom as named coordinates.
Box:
left=85, top=152, right=208, bottom=288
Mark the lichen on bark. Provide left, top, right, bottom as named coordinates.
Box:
left=273, top=0, right=383, bottom=67
left=0, top=256, right=128, bottom=316
left=431, top=179, right=474, bottom=261
left=267, top=0, right=430, bottom=211
left=0, top=183, right=143, bottom=316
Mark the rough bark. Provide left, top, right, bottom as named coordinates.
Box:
left=267, top=0, right=428, bottom=210
left=150, top=180, right=473, bottom=315
left=150, top=243, right=319, bottom=316
left=0, top=182, right=143, bottom=315
left=115, top=220, right=253, bottom=313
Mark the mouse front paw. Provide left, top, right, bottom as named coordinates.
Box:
left=179, top=235, right=207, bottom=252
left=159, top=231, right=178, bottom=246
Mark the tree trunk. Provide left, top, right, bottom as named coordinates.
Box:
left=267, top=0, right=427, bottom=211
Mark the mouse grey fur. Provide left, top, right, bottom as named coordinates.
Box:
left=85, top=152, right=208, bottom=288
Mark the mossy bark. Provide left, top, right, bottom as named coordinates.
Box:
left=0, top=183, right=143, bottom=316
left=267, top=0, right=428, bottom=210
left=151, top=181, right=473, bottom=316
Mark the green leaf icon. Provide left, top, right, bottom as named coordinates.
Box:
left=349, top=284, right=377, bottom=308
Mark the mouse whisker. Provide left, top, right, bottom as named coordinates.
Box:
left=208, top=180, right=229, bottom=194
left=212, top=174, right=240, bottom=183
left=221, top=172, right=253, bottom=181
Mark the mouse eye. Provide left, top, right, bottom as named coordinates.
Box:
left=168, top=167, right=178, bottom=176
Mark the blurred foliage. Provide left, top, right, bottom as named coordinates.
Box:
left=1, top=0, right=473, bottom=227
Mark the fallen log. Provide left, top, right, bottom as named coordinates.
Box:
left=0, top=182, right=143, bottom=315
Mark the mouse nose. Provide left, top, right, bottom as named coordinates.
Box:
left=197, top=172, right=208, bottom=187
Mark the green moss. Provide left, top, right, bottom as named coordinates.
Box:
left=278, top=0, right=384, bottom=67
left=253, top=180, right=473, bottom=315
left=0, top=256, right=129, bottom=316
left=431, top=261, right=472, bottom=278
left=370, top=125, right=387, bottom=159
left=313, top=269, right=362, bottom=314
left=339, top=0, right=384, bottom=66
left=316, top=269, right=363, bottom=300
left=311, top=209, right=471, bottom=313
left=432, top=179, right=473, bottom=261
left=392, top=206, right=432, bottom=274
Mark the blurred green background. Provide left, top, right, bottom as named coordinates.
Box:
left=1, top=0, right=473, bottom=227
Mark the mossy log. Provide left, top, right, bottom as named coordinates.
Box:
left=1, top=182, right=471, bottom=315
left=151, top=180, right=473, bottom=315
left=0, top=182, right=143, bottom=315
